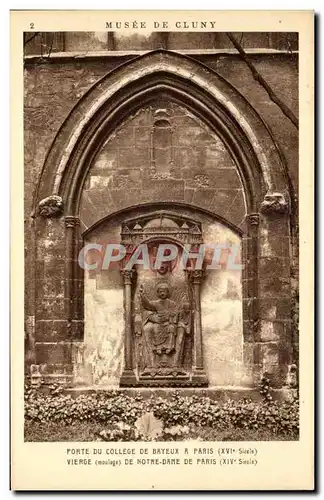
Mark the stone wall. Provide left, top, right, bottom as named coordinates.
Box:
left=79, top=101, right=245, bottom=231
left=24, top=31, right=298, bottom=55
left=24, top=44, right=298, bottom=388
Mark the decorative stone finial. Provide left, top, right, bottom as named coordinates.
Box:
left=260, top=192, right=289, bottom=215
left=38, top=195, right=63, bottom=218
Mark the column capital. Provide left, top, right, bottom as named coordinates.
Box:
left=187, top=269, right=204, bottom=284
left=64, top=216, right=80, bottom=228
left=245, top=213, right=260, bottom=227
left=120, top=269, right=135, bottom=285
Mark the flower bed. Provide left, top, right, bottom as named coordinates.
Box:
left=24, top=384, right=299, bottom=442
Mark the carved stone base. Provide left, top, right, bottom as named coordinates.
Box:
left=191, top=369, right=209, bottom=387
left=119, top=369, right=137, bottom=387
left=120, top=370, right=209, bottom=388
left=137, top=378, right=199, bottom=387
left=138, top=370, right=190, bottom=387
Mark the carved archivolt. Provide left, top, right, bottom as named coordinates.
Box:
left=36, top=51, right=292, bottom=215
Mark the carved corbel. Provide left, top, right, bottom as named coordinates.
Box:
left=38, top=194, right=63, bottom=217
left=260, top=192, right=289, bottom=216
left=38, top=195, right=63, bottom=218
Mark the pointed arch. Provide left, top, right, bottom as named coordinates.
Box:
left=35, top=49, right=291, bottom=216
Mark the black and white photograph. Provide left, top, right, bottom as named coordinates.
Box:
left=10, top=10, right=314, bottom=491
left=23, top=27, right=301, bottom=444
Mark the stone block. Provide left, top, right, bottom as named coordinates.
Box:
left=35, top=342, right=72, bottom=365
left=129, top=108, right=152, bottom=127
left=135, top=126, right=151, bottom=148
left=118, top=147, right=150, bottom=170
left=73, top=298, right=84, bottom=320
left=91, top=147, right=118, bottom=172
left=209, top=189, right=246, bottom=227
left=71, top=320, right=84, bottom=340
left=36, top=297, right=67, bottom=320
left=254, top=341, right=285, bottom=387
left=35, top=319, right=69, bottom=342
left=260, top=215, right=290, bottom=237
left=174, top=147, right=198, bottom=170
left=36, top=239, right=65, bottom=261
left=37, top=278, right=65, bottom=298
left=243, top=342, right=254, bottom=365
left=259, top=321, right=285, bottom=342
left=259, top=277, right=291, bottom=298
left=110, top=188, right=142, bottom=209
left=88, top=175, right=111, bottom=189
left=243, top=319, right=255, bottom=343
left=259, top=231, right=290, bottom=258
left=259, top=257, right=291, bottom=281
left=42, top=260, right=66, bottom=280
left=141, top=179, right=184, bottom=202
left=116, top=126, right=135, bottom=148
left=184, top=188, right=195, bottom=204
left=242, top=278, right=256, bottom=298
left=174, top=126, right=202, bottom=146
left=259, top=297, right=292, bottom=321
left=243, top=297, right=258, bottom=319
left=80, top=189, right=116, bottom=228
left=204, top=168, right=242, bottom=189
left=191, top=188, right=216, bottom=210
left=171, top=115, right=198, bottom=127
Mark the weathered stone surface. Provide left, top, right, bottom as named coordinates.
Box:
left=259, top=257, right=291, bottom=280
left=259, top=277, right=291, bottom=299
left=83, top=274, right=124, bottom=386
left=259, top=321, right=284, bottom=342
left=79, top=102, right=245, bottom=229
left=260, top=192, right=289, bottom=215
left=35, top=320, right=69, bottom=342
left=259, top=298, right=292, bottom=321
left=24, top=48, right=298, bottom=390
left=254, top=341, right=285, bottom=386
left=141, top=179, right=185, bottom=203
left=35, top=342, right=72, bottom=365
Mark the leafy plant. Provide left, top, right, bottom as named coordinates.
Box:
left=134, top=412, right=163, bottom=441
left=24, top=384, right=299, bottom=440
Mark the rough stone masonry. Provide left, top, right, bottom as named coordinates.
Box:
left=24, top=31, right=299, bottom=397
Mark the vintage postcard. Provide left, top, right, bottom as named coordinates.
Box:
left=11, top=10, right=314, bottom=490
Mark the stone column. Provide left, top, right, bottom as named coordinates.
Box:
left=64, top=216, right=83, bottom=340
left=189, top=270, right=208, bottom=386
left=256, top=192, right=293, bottom=388
left=119, top=269, right=137, bottom=386
left=242, top=213, right=260, bottom=385
left=34, top=196, right=72, bottom=384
